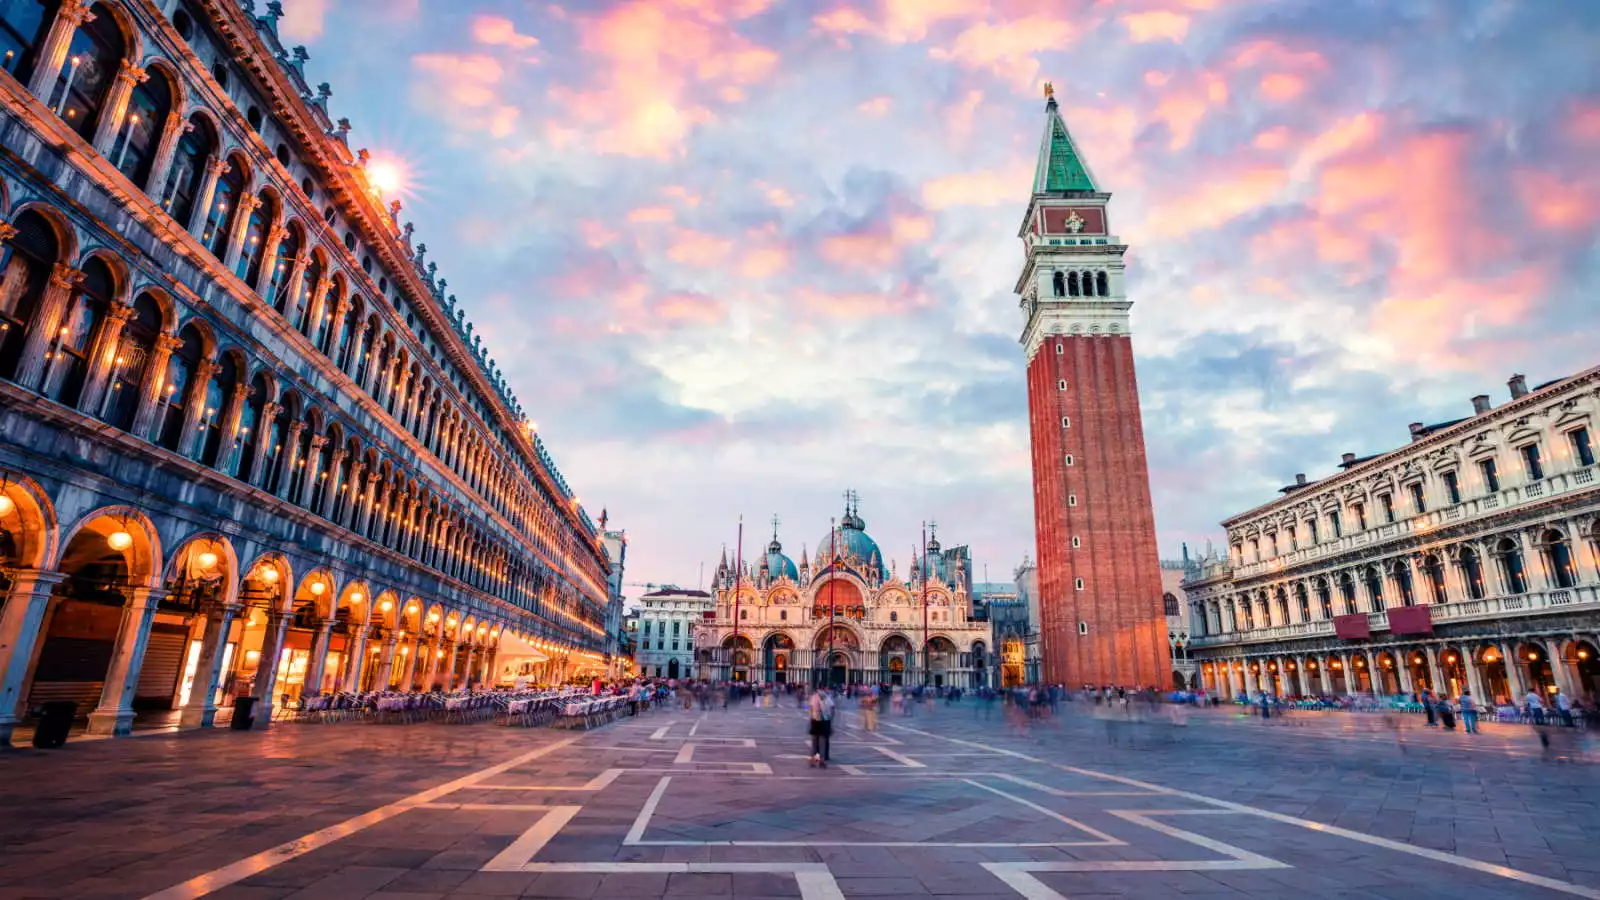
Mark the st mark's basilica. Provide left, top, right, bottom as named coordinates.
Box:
left=697, top=495, right=992, bottom=687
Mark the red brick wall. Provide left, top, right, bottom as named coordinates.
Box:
left=1027, top=334, right=1169, bottom=689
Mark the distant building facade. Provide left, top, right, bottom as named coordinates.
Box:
left=1185, top=371, right=1600, bottom=705
left=600, top=524, right=627, bottom=676
left=637, top=587, right=711, bottom=680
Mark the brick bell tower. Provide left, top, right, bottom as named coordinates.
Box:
left=1016, top=84, right=1168, bottom=690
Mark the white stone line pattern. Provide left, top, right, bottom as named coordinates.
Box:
left=475, top=768, right=624, bottom=791
left=872, top=745, right=926, bottom=768
left=889, top=724, right=1600, bottom=900
left=621, top=774, right=1117, bottom=848
left=982, top=810, right=1289, bottom=900
left=141, top=736, right=582, bottom=900
left=482, top=806, right=582, bottom=872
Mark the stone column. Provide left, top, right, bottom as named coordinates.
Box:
left=481, top=648, right=498, bottom=687
left=249, top=611, right=292, bottom=730
left=215, top=382, right=249, bottom=477
left=27, top=0, right=96, bottom=99
left=340, top=460, right=365, bottom=530
left=441, top=640, right=459, bottom=691
left=1316, top=658, right=1332, bottom=695
left=321, top=296, right=349, bottom=357
left=295, top=435, right=327, bottom=509
left=179, top=602, right=238, bottom=728
left=319, top=449, right=347, bottom=520
left=352, top=468, right=376, bottom=535
left=374, top=633, right=398, bottom=690
left=421, top=639, right=441, bottom=691
left=304, top=619, right=335, bottom=696
left=1501, top=642, right=1528, bottom=701
left=339, top=625, right=367, bottom=692
left=144, top=111, right=190, bottom=196
left=343, top=319, right=369, bottom=378
left=1426, top=648, right=1448, bottom=697
left=188, top=156, right=229, bottom=237
left=16, top=264, right=85, bottom=391
left=90, top=60, right=146, bottom=155
left=86, top=587, right=165, bottom=737
left=254, top=224, right=289, bottom=301
left=222, top=194, right=262, bottom=273
left=130, top=332, right=183, bottom=441
left=1545, top=638, right=1577, bottom=700
left=1394, top=654, right=1413, bottom=695
left=298, top=276, right=329, bottom=341
left=1463, top=649, right=1489, bottom=704
left=273, top=422, right=305, bottom=501
left=244, top=401, right=280, bottom=487
left=176, top=358, right=219, bottom=460
left=0, top=571, right=67, bottom=747
left=76, top=299, right=133, bottom=415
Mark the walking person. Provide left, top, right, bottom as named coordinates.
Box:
left=860, top=687, right=879, bottom=732
left=1459, top=690, right=1479, bottom=734
left=1554, top=688, right=1574, bottom=727
left=808, top=686, right=835, bottom=767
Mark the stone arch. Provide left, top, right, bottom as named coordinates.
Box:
left=158, top=530, right=239, bottom=608
left=8, top=201, right=79, bottom=263
left=86, top=0, right=144, bottom=61
left=337, top=579, right=371, bottom=625
left=74, top=246, right=132, bottom=300
left=127, top=282, right=179, bottom=333
left=369, top=589, right=400, bottom=628
left=0, top=469, right=58, bottom=570
left=239, top=551, right=292, bottom=612
left=292, top=567, right=337, bottom=618
left=57, top=505, right=162, bottom=588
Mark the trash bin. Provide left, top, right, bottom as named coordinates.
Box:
left=231, top=696, right=257, bottom=731
left=31, top=701, right=76, bottom=749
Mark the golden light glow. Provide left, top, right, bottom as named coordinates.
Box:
left=351, top=592, right=364, bottom=603
left=366, top=157, right=407, bottom=196
left=196, top=550, right=219, bottom=570
left=107, top=530, right=133, bottom=551
left=0, top=494, right=13, bottom=517
left=260, top=566, right=280, bottom=584
left=379, top=599, right=393, bottom=612
left=310, top=581, right=326, bottom=595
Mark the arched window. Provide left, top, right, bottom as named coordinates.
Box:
left=200, top=354, right=236, bottom=467
left=201, top=157, right=245, bottom=258
left=332, top=440, right=357, bottom=522
left=1295, top=584, right=1310, bottom=621
left=266, top=226, right=300, bottom=313
left=1274, top=590, right=1288, bottom=624
left=336, top=299, right=361, bottom=369
left=157, top=325, right=202, bottom=451
left=1392, top=559, right=1414, bottom=606
left=101, top=293, right=159, bottom=430
left=1066, top=271, right=1079, bottom=297
left=43, top=254, right=113, bottom=407
left=233, top=373, right=268, bottom=480
left=54, top=3, right=126, bottom=139
left=1315, top=580, right=1333, bottom=618
left=1162, top=592, right=1178, bottom=616
left=238, top=192, right=272, bottom=282
left=1542, top=529, right=1577, bottom=589
left=1051, top=271, right=1064, bottom=297
left=1458, top=547, right=1486, bottom=600
left=162, top=114, right=215, bottom=226
left=1496, top=538, right=1527, bottom=594
left=309, top=433, right=333, bottom=513
left=1363, top=565, right=1384, bottom=612
left=0, top=0, right=56, bottom=82
left=286, top=418, right=313, bottom=501
left=112, top=67, right=173, bottom=186
left=0, top=210, right=59, bottom=381
left=1423, top=554, right=1447, bottom=604
left=1095, top=271, right=1108, bottom=296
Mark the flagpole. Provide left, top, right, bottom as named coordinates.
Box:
left=921, top=521, right=929, bottom=687
left=732, top=515, right=743, bottom=683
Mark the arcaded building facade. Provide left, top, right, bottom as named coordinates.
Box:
left=0, top=0, right=609, bottom=744
left=697, top=498, right=991, bottom=687
left=1185, top=371, right=1600, bottom=705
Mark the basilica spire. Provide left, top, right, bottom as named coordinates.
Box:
left=1033, top=82, right=1098, bottom=195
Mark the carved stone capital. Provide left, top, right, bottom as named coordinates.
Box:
left=307, top=434, right=329, bottom=451
left=0, top=222, right=18, bottom=245
left=205, top=156, right=231, bottom=177
left=107, top=301, right=136, bottom=324
left=48, top=264, right=85, bottom=292
left=239, top=194, right=263, bottom=213
left=228, top=382, right=250, bottom=402
left=155, top=332, right=185, bottom=352
left=261, top=401, right=283, bottom=419
left=60, top=0, right=96, bottom=25
left=195, top=358, right=222, bottom=379
left=117, top=62, right=149, bottom=85
left=266, top=224, right=289, bottom=246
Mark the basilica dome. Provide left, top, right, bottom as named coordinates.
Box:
left=815, top=513, right=884, bottom=578
left=760, top=537, right=799, bottom=581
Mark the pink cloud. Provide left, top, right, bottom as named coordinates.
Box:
left=653, top=290, right=726, bottom=324
left=1122, top=10, right=1189, bottom=43
left=411, top=53, right=521, bottom=137
left=280, top=0, right=329, bottom=41
left=1149, top=71, right=1229, bottom=151
left=921, top=162, right=1032, bottom=209
left=792, top=286, right=924, bottom=319
left=858, top=96, right=893, bottom=117
left=741, top=245, right=791, bottom=278
left=1146, top=166, right=1287, bottom=238
left=666, top=228, right=734, bottom=266
left=1258, top=72, right=1305, bottom=102
left=627, top=206, right=677, bottom=224
left=1514, top=169, right=1600, bottom=232
left=812, top=0, right=988, bottom=43
left=928, top=16, right=1078, bottom=89
left=473, top=15, right=539, bottom=50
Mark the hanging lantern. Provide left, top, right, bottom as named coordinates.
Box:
left=107, top=530, right=133, bottom=551
left=0, top=493, right=14, bottom=517
left=196, top=550, right=219, bottom=570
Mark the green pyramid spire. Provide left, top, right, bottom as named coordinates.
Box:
left=1033, top=89, right=1098, bottom=194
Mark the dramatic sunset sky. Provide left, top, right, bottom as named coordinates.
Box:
left=286, top=0, right=1600, bottom=592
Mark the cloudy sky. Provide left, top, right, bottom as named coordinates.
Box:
left=283, top=0, right=1600, bottom=594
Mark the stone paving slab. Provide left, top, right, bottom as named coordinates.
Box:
left=4, top=703, right=1600, bottom=898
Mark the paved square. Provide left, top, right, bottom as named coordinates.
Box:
left=2, top=702, right=1599, bottom=898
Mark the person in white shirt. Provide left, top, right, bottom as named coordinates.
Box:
left=1524, top=689, right=1546, bottom=725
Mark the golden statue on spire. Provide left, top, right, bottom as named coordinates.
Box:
left=1043, top=81, right=1054, bottom=99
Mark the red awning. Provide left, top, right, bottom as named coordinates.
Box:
left=1387, top=604, right=1434, bottom=635
left=1333, top=613, right=1371, bottom=640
